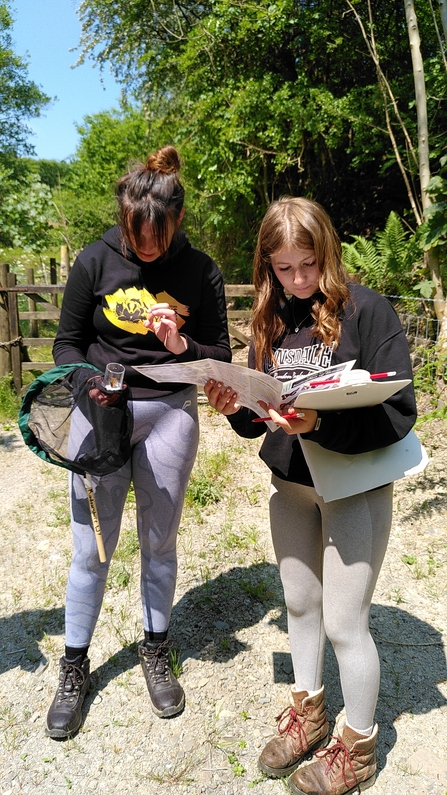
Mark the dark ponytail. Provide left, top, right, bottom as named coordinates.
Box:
left=116, top=145, right=185, bottom=256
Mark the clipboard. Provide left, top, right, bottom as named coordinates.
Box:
left=294, top=379, right=411, bottom=411
left=298, top=430, right=429, bottom=502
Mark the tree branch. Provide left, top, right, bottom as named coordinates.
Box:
left=345, top=0, right=422, bottom=224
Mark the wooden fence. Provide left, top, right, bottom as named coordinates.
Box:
left=0, top=264, right=255, bottom=393
left=1, top=262, right=444, bottom=394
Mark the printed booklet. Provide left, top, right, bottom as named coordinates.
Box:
left=134, top=359, right=411, bottom=421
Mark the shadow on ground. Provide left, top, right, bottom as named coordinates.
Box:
left=0, top=605, right=64, bottom=674
left=1, top=562, right=446, bottom=768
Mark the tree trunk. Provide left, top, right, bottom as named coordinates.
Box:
left=438, top=302, right=447, bottom=354
left=440, top=0, right=447, bottom=44
left=405, top=0, right=430, bottom=207
left=405, top=0, right=446, bottom=336
left=425, top=248, right=446, bottom=329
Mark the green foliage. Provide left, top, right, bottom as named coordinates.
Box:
left=109, top=564, right=131, bottom=589
left=114, top=526, right=139, bottom=561
left=413, top=350, right=447, bottom=396
left=76, top=0, right=447, bottom=264
left=0, top=375, right=20, bottom=422
left=53, top=103, right=151, bottom=251
left=0, top=5, right=56, bottom=254
left=0, top=2, right=50, bottom=157
left=418, top=157, right=447, bottom=252
left=412, top=279, right=437, bottom=299
left=21, top=158, right=71, bottom=189
left=168, top=646, right=183, bottom=678
left=185, top=449, right=229, bottom=507
left=185, top=471, right=223, bottom=507
left=4, top=1, right=447, bottom=282
left=342, top=212, right=424, bottom=296
left=240, top=579, right=275, bottom=605
left=416, top=404, right=447, bottom=424
left=0, top=167, right=55, bottom=251
left=227, top=751, right=246, bottom=777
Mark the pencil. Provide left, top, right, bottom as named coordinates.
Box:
left=308, top=371, right=397, bottom=387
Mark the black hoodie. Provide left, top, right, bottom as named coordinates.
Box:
left=227, top=281, right=417, bottom=486
left=53, top=226, right=231, bottom=398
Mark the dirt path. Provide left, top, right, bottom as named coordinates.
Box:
left=0, top=407, right=446, bottom=795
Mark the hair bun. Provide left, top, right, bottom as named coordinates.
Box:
left=145, top=145, right=181, bottom=174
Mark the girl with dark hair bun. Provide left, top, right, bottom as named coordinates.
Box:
left=205, top=197, right=416, bottom=795
left=116, top=145, right=185, bottom=261
left=47, top=146, right=231, bottom=738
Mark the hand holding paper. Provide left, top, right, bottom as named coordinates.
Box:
left=203, top=379, right=241, bottom=416
left=133, top=359, right=411, bottom=419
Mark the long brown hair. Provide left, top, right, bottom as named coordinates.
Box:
left=116, top=145, right=185, bottom=257
left=252, top=197, right=350, bottom=370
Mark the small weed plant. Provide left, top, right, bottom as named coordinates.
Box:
left=168, top=645, right=183, bottom=678
left=240, top=579, right=275, bottom=605
left=185, top=449, right=230, bottom=508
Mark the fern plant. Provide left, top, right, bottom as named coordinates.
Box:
left=376, top=212, right=411, bottom=278
left=342, top=211, right=422, bottom=297
left=342, top=235, right=386, bottom=290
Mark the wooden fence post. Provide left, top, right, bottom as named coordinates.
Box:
left=60, top=246, right=70, bottom=282
left=50, top=258, right=58, bottom=307
left=0, top=263, right=11, bottom=378
left=6, top=272, right=22, bottom=393
left=26, top=267, right=39, bottom=337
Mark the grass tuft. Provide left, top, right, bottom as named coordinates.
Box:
left=0, top=375, right=20, bottom=423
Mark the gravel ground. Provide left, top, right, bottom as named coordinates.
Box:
left=0, top=401, right=446, bottom=795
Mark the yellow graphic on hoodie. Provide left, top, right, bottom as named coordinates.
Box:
left=104, top=287, right=189, bottom=335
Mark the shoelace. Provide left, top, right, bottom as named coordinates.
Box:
left=141, top=641, right=170, bottom=684
left=275, top=705, right=309, bottom=751
left=57, top=663, right=85, bottom=701
left=313, top=736, right=357, bottom=788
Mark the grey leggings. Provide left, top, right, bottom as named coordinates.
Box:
left=65, top=385, right=199, bottom=648
left=269, top=474, right=393, bottom=731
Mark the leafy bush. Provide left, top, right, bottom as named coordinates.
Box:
left=418, top=157, right=447, bottom=255
left=0, top=168, right=55, bottom=252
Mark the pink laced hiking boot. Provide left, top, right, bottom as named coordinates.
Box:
left=258, top=686, right=329, bottom=778
left=289, top=723, right=378, bottom=795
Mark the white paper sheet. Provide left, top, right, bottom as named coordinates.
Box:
left=133, top=359, right=356, bottom=416
left=134, top=359, right=283, bottom=414
left=298, top=430, right=429, bottom=502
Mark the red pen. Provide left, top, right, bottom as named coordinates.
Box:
left=308, top=371, right=397, bottom=387
left=253, top=412, right=305, bottom=423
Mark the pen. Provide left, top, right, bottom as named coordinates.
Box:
left=253, top=412, right=306, bottom=423
left=308, top=371, right=397, bottom=387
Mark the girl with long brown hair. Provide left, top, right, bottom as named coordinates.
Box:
left=205, top=196, right=416, bottom=795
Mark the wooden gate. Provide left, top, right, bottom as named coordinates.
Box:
left=0, top=265, right=255, bottom=392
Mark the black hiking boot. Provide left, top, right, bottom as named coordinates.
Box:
left=46, top=655, right=90, bottom=738
left=138, top=640, right=184, bottom=718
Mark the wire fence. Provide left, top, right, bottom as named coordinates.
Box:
left=386, top=295, right=447, bottom=386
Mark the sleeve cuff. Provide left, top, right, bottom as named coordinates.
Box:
left=300, top=412, right=322, bottom=440
left=174, top=335, right=196, bottom=362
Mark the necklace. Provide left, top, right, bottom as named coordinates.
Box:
left=292, top=300, right=311, bottom=333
